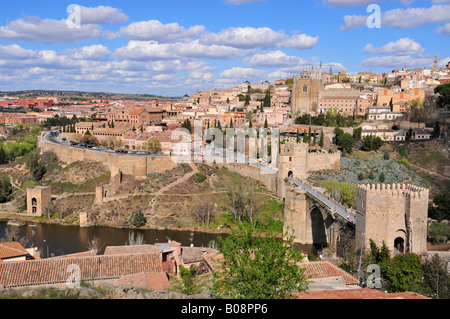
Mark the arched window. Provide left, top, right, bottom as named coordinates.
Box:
left=303, top=85, right=308, bottom=93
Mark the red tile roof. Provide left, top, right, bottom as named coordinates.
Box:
left=0, top=252, right=162, bottom=288
left=299, top=261, right=360, bottom=286
left=119, top=272, right=170, bottom=290
left=104, top=245, right=162, bottom=256
left=0, top=242, right=30, bottom=260
left=294, top=288, right=428, bottom=299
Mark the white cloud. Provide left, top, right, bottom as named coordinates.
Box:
left=341, top=4, right=450, bottom=30
left=436, top=23, right=450, bottom=35
left=323, top=0, right=379, bottom=7
left=115, top=40, right=253, bottom=61
left=361, top=55, right=432, bottom=68
left=79, top=6, right=128, bottom=25
left=199, top=27, right=318, bottom=50
left=220, top=67, right=266, bottom=80
left=119, top=20, right=205, bottom=42
left=0, top=16, right=105, bottom=44
left=363, top=38, right=424, bottom=56
left=62, top=45, right=111, bottom=61
left=244, top=51, right=305, bottom=68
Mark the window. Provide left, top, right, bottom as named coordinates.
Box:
left=303, top=85, right=308, bottom=93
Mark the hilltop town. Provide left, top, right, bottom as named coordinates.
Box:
left=0, top=60, right=449, bottom=301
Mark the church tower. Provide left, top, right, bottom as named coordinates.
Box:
left=291, top=69, right=323, bottom=115
left=433, top=56, right=439, bottom=72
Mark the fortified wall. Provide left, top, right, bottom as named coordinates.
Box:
left=355, top=183, right=429, bottom=255
left=39, top=137, right=177, bottom=178
left=278, top=143, right=340, bottom=198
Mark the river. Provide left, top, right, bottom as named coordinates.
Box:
left=0, top=220, right=319, bottom=258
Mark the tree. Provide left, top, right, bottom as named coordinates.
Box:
left=263, top=89, right=271, bottom=107
left=132, top=210, right=146, bottom=227
left=0, top=177, right=12, bottom=203
left=27, top=152, right=46, bottom=182
left=352, top=127, right=362, bottom=141
left=432, top=122, right=440, bottom=139
left=212, top=224, right=308, bottom=299
left=427, top=222, right=450, bottom=244
left=296, top=129, right=300, bottom=144
left=360, top=135, right=383, bottom=152
left=264, top=118, right=268, bottom=129
left=378, top=172, right=385, bottom=183
left=434, top=83, right=450, bottom=109
left=339, top=133, right=354, bottom=154
left=422, top=254, right=449, bottom=299
left=181, top=119, right=192, bottom=133
left=383, top=150, right=390, bottom=160
left=319, top=131, right=324, bottom=148
left=143, top=138, right=162, bottom=154
left=428, top=192, right=450, bottom=222
left=380, top=253, right=423, bottom=294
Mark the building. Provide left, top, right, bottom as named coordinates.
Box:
left=291, top=69, right=324, bottom=115
left=377, top=88, right=425, bottom=107
left=26, top=186, right=52, bottom=217
left=259, top=108, right=290, bottom=126
left=0, top=242, right=38, bottom=262
left=317, top=89, right=361, bottom=115
left=361, top=124, right=395, bottom=141
left=356, top=184, right=429, bottom=255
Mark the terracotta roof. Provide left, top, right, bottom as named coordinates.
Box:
left=129, top=109, right=145, bottom=115
left=104, top=245, right=162, bottom=256
left=0, top=252, right=162, bottom=288
left=299, top=261, right=360, bottom=286
left=294, top=288, right=428, bottom=299
left=119, top=272, right=170, bottom=290
left=0, top=242, right=30, bottom=260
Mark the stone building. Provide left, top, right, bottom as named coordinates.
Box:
left=291, top=69, right=324, bottom=115
left=355, top=183, right=429, bottom=255
left=26, top=186, right=52, bottom=217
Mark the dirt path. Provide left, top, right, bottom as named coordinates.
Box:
left=409, top=163, right=450, bottom=180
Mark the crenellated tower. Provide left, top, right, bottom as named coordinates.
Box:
left=355, top=183, right=429, bottom=255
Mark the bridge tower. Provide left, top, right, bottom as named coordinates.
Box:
left=277, top=142, right=308, bottom=198
left=355, top=183, right=429, bottom=255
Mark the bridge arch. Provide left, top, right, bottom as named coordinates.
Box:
left=309, top=205, right=327, bottom=245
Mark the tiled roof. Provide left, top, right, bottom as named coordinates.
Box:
left=0, top=252, right=162, bottom=288
left=119, top=272, right=170, bottom=290
left=0, top=242, right=30, bottom=260
left=104, top=245, right=162, bottom=256
left=294, top=288, right=428, bottom=299
left=299, top=261, right=360, bottom=285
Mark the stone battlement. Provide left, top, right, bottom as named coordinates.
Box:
left=357, top=183, right=429, bottom=200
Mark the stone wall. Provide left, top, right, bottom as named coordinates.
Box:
left=39, top=138, right=177, bottom=178
left=356, top=183, right=429, bottom=254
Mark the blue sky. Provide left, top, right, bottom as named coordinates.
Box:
left=0, top=0, right=449, bottom=96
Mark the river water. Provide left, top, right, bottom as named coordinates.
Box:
left=0, top=220, right=318, bottom=258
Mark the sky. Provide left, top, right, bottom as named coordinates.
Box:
left=0, top=0, right=449, bottom=96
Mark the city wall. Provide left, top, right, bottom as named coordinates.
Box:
left=39, top=138, right=177, bottom=178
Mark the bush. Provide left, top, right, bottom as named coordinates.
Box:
left=132, top=210, right=146, bottom=227
left=195, top=173, right=207, bottom=183
left=427, top=222, right=450, bottom=244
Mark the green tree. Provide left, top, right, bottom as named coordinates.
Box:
left=422, top=254, right=449, bottom=299
left=379, top=172, right=385, bottom=183
left=27, top=152, right=46, bottom=182
left=0, top=177, right=12, bottom=203
left=263, top=89, right=271, bottom=107
left=380, top=253, right=423, bottom=294
left=319, top=131, right=324, bottom=148
left=427, top=222, right=450, bottom=244
left=434, top=83, right=450, bottom=109
left=432, top=122, right=440, bottom=139
left=143, top=138, right=162, bottom=154
left=132, top=210, right=147, bottom=227
left=212, top=224, right=308, bottom=299
left=383, top=150, right=390, bottom=160
left=181, top=119, right=192, bottom=132
left=339, top=133, right=354, bottom=154
left=428, top=192, right=450, bottom=222
left=360, top=135, right=384, bottom=151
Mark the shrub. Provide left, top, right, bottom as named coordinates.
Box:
left=132, top=210, right=146, bottom=227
